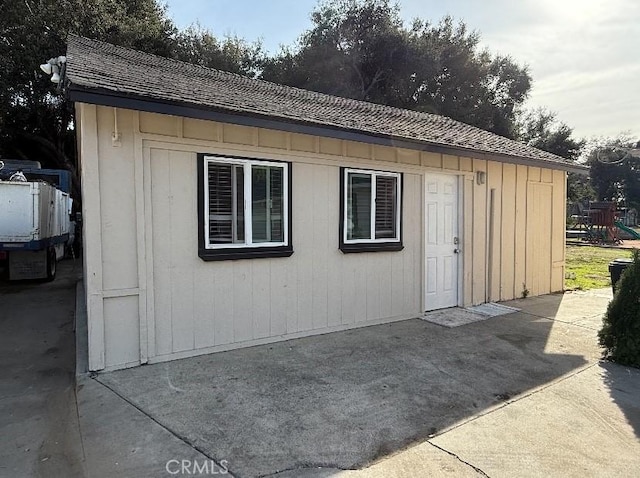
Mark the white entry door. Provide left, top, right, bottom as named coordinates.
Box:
left=424, top=174, right=460, bottom=311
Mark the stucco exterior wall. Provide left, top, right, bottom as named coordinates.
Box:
left=77, top=104, right=566, bottom=371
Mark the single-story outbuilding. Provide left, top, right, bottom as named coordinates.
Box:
left=64, top=36, right=587, bottom=371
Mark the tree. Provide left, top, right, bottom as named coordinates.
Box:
left=173, top=25, right=263, bottom=77
left=598, top=249, right=640, bottom=367
left=411, top=18, right=531, bottom=138
left=0, top=0, right=177, bottom=197
left=516, top=109, right=589, bottom=203
left=260, top=0, right=531, bottom=138
left=587, top=138, right=640, bottom=209
left=517, top=109, right=583, bottom=161
left=0, top=0, right=263, bottom=200
left=261, top=0, right=410, bottom=101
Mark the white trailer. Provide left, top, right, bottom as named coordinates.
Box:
left=0, top=180, right=72, bottom=280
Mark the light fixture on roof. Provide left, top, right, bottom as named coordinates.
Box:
left=39, top=62, right=52, bottom=75
left=50, top=67, right=60, bottom=83
left=39, top=56, right=66, bottom=84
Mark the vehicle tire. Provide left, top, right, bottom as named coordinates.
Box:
left=46, top=248, right=57, bottom=281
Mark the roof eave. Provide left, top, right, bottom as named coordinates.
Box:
left=67, top=83, right=589, bottom=175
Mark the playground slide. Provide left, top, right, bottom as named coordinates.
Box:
left=615, top=221, right=640, bottom=239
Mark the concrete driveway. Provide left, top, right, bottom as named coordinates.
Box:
left=79, top=289, right=640, bottom=477
left=0, top=260, right=84, bottom=477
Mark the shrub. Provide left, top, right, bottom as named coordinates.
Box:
left=598, top=249, right=640, bottom=367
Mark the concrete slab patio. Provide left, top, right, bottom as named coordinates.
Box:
left=77, top=288, right=640, bottom=477
left=78, top=290, right=640, bottom=477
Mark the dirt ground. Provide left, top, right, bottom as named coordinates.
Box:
left=619, top=239, right=640, bottom=249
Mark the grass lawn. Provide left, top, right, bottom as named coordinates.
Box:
left=565, top=245, right=634, bottom=290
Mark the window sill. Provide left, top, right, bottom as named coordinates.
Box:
left=339, top=242, right=404, bottom=253
left=199, top=245, right=294, bottom=261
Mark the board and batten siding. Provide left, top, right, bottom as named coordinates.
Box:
left=76, top=104, right=566, bottom=371
left=150, top=149, right=422, bottom=357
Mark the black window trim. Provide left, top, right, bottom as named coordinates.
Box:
left=198, top=153, right=293, bottom=261
left=339, top=166, right=404, bottom=253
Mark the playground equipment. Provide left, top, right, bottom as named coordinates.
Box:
left=569, top=201, right=640, bottom=244
left=584, top=202, right=620, bottom=244
left=615, top=221, right=640, bottom=240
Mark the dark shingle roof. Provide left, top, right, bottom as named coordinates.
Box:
left=64, top=35, right=585, bottom=172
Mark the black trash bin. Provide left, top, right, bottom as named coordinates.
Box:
left=609, top=258, right=633, bottom=293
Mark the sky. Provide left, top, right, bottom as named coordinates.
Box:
left=163, top=0, right=639, bottom=142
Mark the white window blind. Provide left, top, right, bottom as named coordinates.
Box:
left=344, top=168, right=401, bottom=244
left=205, top=157, right=288, bottom=249
left=375, top=175, right=397, bottom=239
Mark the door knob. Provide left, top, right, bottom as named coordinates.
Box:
left=454, top=248, right=461, bottom=254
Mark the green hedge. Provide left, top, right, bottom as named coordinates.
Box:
left=598, top=249, right=640, bottom=367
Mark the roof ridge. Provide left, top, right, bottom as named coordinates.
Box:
left=68, top=35, right=458, bottom=122
left=64, top=35, right=587, bottom=172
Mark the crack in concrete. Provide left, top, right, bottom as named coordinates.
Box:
left=428, top=442, right=489, bottom=477
left=425, top=362, right=607, bottom=477
left=258, top=464, right=347, bottom=477
left=72, top=382, right=87, bottom=464
left=91, top=375, right=237, bottom=477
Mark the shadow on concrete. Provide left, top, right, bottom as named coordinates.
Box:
left=95, top=291, right=604, bottom=477
left=600, top=361, right=640, bottom=439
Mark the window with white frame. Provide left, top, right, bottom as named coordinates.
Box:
left=198, top=154, right=292, bottom=260
left=340, top=167, right=402, bottom=252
